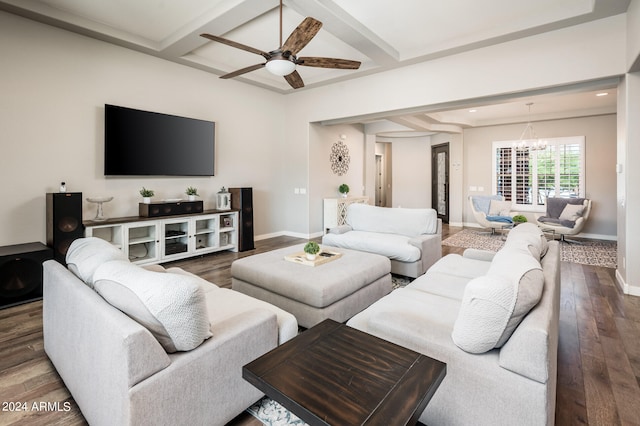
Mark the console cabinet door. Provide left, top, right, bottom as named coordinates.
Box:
left=125, top=222, right=160, bottom=264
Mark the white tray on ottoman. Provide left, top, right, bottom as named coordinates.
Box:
left=231, top=244, right=392, bottom=328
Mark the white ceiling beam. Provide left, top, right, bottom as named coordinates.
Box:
left=160, top=0, right=275, bottom=57
left=388, top=116, right=463, bottom=134
left=284, top=0, right=398, bottom=65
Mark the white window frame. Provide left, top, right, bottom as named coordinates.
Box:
left=492, top=136, right=585, bottom=212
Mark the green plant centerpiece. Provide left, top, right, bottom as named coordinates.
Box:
left=139, top=187, right=154, bottom=203
left=185, top=186, right=199, bottom=200
left=303, top=241, right=321, bottom=260
left=338, top=183, right=350, bottom=197
left=512, top=214, right=528, bottom=224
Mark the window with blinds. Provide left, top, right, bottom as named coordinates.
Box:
left=492, top=136, right=585, bottom=209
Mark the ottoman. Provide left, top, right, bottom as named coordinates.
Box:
left=231, top=244, right=392, bottom=328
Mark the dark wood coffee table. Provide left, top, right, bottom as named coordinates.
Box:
left=243, top=319, right=446, bottom=426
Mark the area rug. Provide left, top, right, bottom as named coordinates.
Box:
left=392, top=274, right=413, bottom=289
left=246, top=396, right=307, bottom=426
left=442, top=229, right=617, bottom=268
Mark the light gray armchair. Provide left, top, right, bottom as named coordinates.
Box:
left=536, top=198, right=592, bottom=243
left=468, top=195, right=513, bottom=235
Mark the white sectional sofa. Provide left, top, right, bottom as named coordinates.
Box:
left=348, top=223, right=560, bottom=425
left=322, top=203, right=442, bottom=277
left=43, top=237, right=298, bottom=426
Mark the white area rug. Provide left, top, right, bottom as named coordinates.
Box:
left=443, top=229, right=617, bottom=268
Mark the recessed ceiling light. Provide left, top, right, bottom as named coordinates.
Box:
left=596, top=92, right=609, bottom=97
left=469, top=109, right=477, bottom=113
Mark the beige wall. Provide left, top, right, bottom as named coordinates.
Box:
left=285, top=14, right=626, bottom=236
left=463, top=114, right=617, bottom=239
left=0, top=11, right=287, bottom=246
left=309, top=123, right=365, bottom=234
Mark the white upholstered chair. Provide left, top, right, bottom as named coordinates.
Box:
left=468, top=195, right=513, bottom=235
left=536, top=198, right=592, bottom=243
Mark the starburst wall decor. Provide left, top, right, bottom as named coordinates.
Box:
left=330, top=140, right=350, bottom=176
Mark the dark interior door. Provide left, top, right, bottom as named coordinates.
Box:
left=431, top=143, right=450, bottom=223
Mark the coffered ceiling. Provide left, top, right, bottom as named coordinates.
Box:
left=0, top=0, right=626, bottom=130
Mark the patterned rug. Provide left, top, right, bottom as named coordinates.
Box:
left=442, top=229, right=617, bottom=268
left=247, top=397, right=307, bottom=426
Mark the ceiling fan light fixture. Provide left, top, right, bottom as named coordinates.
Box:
left=265, top=58, right=296, bottom=76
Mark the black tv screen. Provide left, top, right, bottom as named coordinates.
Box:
left=104, top=104, right=215, bottom=176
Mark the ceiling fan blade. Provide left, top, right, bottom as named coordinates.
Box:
left=297, top=57, right=361, bottom=69
left=200, top=33, right=269, bottom=59
left=282, top=17, right=322, bottom=55
left=284, top=70, right=304, bottom=89
left=220, top=63, right=265, bottom=79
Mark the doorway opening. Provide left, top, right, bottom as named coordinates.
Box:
left=431, top=143, right=449, bottom=223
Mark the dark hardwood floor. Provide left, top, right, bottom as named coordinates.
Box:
left=1, top=226, right=639, bottom=425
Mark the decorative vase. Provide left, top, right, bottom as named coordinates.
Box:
left=306, top=253, right=317, bottom=261
left=143, top=197, right=151, bottom=204
left=188, top=195, right=196, bottom=201
left=341, top=192, right=348, bottom=198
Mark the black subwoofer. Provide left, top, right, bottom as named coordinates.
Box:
left=230, top=187, right=254, bottom=252
left=0, top=242, right=53, bottom=309
left=46, top=192, right=84, bottom=264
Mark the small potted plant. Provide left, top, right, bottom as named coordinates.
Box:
left=338, top=183, right=350, bottom=198
left=303, top=241, right=320, bottom=261
left=512, top=214, right=528, bottom=225
left=185, top=187, right=199, bottom=201
left=139, top=187, right=154, bottom=204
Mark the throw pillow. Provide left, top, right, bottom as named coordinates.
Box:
left=452, top=251, right=544, bottom=354
left=545, top=197, right=585, bottom=219
left=65, top=237, right=129, bottom=287
left=559, top=203, right=584, bottom=222
left=93, top=260, right=212, bottom=353
left=488, top=200, right=512, bottom=216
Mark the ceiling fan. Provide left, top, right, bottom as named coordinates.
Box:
left=200, top=0, right=361, bottom=89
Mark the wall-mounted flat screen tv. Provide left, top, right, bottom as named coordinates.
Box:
left=104, top=104, right=215, bottom=176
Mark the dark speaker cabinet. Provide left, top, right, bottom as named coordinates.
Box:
left=139, top=200, right=204, bottom=217
left=46, top=192, right=84, bottom=264
left=0, top=242, right=53, bottom=309
left=230, top=187, right=254, bottom=252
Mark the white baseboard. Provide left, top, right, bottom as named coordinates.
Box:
left=616, top=269, right=640, bottom=296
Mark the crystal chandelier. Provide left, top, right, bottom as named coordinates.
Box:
left=513, top=103, right=547, bottom=151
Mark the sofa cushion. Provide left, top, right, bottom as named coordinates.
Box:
left=425, top=254, right=492, bottom=279
left=205, top=288, right=298, bottom=344
left=345, top=203, right=437, bottom=237
left=452, top=249, right=544, bottom=354
left=66, top=237, right=129, bottom=287
left=93, top=260, right=212, bottom=353
left=407, top=272, right=470, bottom=301
left=322, top=230, right=421, bottom=262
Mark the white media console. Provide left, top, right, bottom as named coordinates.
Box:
left=84, top=210, right=239, bottom=265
